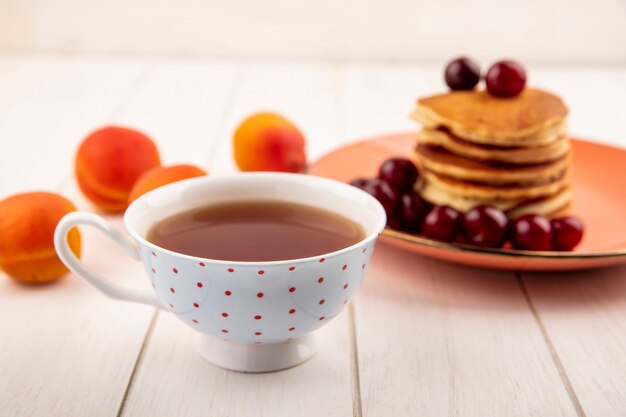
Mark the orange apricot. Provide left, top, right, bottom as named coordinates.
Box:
left=0, top=192, right=81, bottom=284
left=128, top=164, right=208, bottom=202
left=233, top=112, right=307, bottom=173
left=75, top=126, right=161, bottom=212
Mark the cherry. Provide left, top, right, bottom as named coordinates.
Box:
left=485, top=60, right=526, bottom=98
left=350, top=178, right=369, bottom=190
left=362, top=179, right=399, bottom=220
left=444, top=57, right=481, bottom=91
left=551, top=216, right=584, bottom=251
left=462, top=205, right=508, bottom=247
left=511, top=214, right=552, bottom=251
left=378, top=158, right=419, bottom=193
left=422, top=205, right=461, bottom=242
left=386, top=216, right=402, bottom=230
left=398, top=192, right=432, bottom=232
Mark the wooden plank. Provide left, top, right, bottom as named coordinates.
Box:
left=112, top=60, right=243, bottom=168
left=122, top=309, right=353, bottom=417
left=0, top=55, right=68, bottom=117
left=0, top=56, right=157, bottom=417
left=531, top=66, right=626, bottom=148
left=355, top=245, right=578, bottom=416
left=340, top=63, right=440, bottom=141
left=0, top=55, right=147, bottom=194
left=121, top=62, right=356, bottom=417
left=208, top=61, right=342, bottom=172
left=522, top=266, right=626, bottom=417
left=342, top=65, right=581, bottom=416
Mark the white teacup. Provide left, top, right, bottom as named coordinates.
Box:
left=54, top=173, right=386, bottom=372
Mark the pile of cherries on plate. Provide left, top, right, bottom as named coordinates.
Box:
left=351, top=158, right=584, bottom=251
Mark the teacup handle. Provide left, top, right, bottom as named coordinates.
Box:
left=54, top=212, right=163, bottom=309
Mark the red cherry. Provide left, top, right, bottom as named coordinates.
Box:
left=378, top=158, right=419, bottom=193
left=398, top=192, right=432, bottom=232
left=485, top=60, right=527, bottom=98
left=386, top=216, right=402, bottom=230
left=462, top=205, right=508, bottom=247
left=363, top=179, right=399, bottom=220
left=511, top=214, right=552, bottom=250
left=350, top=178, right=369, bottom=190
left=445, top=57, right=481, bottom=90
left=551, top=216, right=584, bottom=251
left=422, top=205, right=461, bottom=242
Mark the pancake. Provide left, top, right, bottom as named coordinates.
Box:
left=507, top=188, right=572, bottom=218
left=412, top=88, right=569, bottom=147
left=421, top=167, right=572, bottom=200
left=417, top=128, right=571, bottom=164
left=418, top=181, right=571, bottom=218
left=419, top=180, right=523, bottom=212
left=415, top=143, right=572, bottom=185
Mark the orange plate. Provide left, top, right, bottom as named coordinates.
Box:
left=309, top=133, right=626, bottom=271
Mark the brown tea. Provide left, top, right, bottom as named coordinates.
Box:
left=147, top=201, right=365, bottom=261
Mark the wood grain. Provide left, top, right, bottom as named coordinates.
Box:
left=354, top=245, right=578, bottom=416
left=0, top=56, right=155, bottom=417
left=208, top=62, right=342, bottom=172
left=121, top=310, right=354, bottom=417
left=523, top=267, right=626, bottom=417
left=112, top=61, right=243, bottom=168
left=340, top=64, right=440, bottom=141
left=528, top=66, right=626, bottom=148
left=0, top=56, right=145, bottom=194
left=0, top=56, right=65, bottom=117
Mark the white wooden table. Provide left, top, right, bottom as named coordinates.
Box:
left=1, top=54, right=625, bottom=417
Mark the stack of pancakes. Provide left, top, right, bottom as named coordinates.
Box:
left=412, top=88, right=572, bottom=218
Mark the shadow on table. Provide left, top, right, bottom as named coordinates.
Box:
left=521, top=265, right=626, bottom=310
left=362, top=242, right=626, bottom=311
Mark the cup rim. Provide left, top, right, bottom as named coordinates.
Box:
left=124, top=172, right=387, bottom=265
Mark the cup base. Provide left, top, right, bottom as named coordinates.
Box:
left=197, top=333, right=318, bottom=373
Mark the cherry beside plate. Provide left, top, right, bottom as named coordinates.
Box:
left=309, top=133, right=626, bottom=271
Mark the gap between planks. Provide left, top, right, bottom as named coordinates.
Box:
left=338, top=63, right=364, bottom=417
left=349, top=302, right=363, bottom=417
left=108, top=64, right=154, bottom=121
left=78, top=65, right=160, bottom=417
left=108, top=60, right=249, bottom=414
left=116, top=301, right=363, bottom=416
left=516, top=273, right=587, bottom=417
left=116, top=309, right=160, bottom=417
left=205, top=64, right=249, bottom=171
left=52, top=65, right=158, bottom=417
left=116, top=62, right=361, bottom=416
left=111, top=61, right=239, bottom=415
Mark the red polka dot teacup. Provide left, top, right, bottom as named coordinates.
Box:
left=55, top=173, right=386, bottom=372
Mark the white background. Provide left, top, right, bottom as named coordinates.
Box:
left=1, top=0, right=625, bottom=63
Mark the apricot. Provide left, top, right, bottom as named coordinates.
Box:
left=128, top=164, right=207, bottom=202
left=0, top=192, right=81, bottom=284
left=75, top=126, right=161, bottom=212
left=233, top=112, right=307, bottom=173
